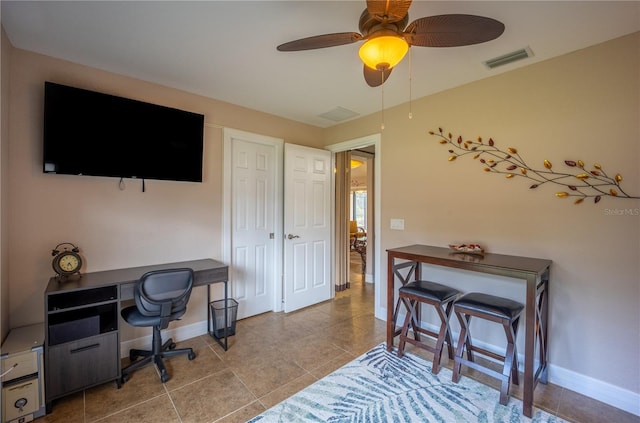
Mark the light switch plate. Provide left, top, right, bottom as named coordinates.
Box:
left=390, top=218, right=404, bottom=230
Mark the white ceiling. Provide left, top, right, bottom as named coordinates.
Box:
left=2, top=1, right=639, bottom=128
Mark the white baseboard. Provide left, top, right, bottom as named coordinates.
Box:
left=548, top=362, right=640, bottom=416
left=374, top=307, right=640, bottom=417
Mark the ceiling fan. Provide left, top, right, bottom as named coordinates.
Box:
left=277, top=0, right=505, bottom=87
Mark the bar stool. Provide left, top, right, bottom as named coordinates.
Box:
left=397, top=280, right=460, bottom=374
left=452, top=292, right=524, bottom=405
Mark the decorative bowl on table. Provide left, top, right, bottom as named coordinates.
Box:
left=448, top=243, right=485, bottom=256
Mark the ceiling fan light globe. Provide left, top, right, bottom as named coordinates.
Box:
left=358, top=35, right=408, bottom=71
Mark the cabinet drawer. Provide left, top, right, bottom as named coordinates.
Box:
left=1, top=350, right=39, bottom=381
left=46, top=332, right=118, bottom=399
left=3, top=377, right=40, bottom=421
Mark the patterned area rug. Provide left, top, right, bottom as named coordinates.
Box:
left=249, top=343, right=567, bottom=423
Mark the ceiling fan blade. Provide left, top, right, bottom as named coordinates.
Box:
left=277, top=32, right=363, bottom=51
left=366, top=0, right=412, bottom=23
left=405, top=14, right=505, bottom=47
left=363, top=65, right=393, bottom=87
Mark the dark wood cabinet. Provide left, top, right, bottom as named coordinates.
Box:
left=46, top=332, right=119, bottom=398
left=44, top=284, right=120, bottom=409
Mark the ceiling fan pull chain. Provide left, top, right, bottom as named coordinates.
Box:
left=380, top=72, right=385, bottom=131
left=408, top=48, right=413, bottom=120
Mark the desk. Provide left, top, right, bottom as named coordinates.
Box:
left=44, top=258, right=228, bottom=410
left=386, top=245, right=550, bottom=417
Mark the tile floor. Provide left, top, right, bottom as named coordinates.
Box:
left=40, top=254, right=638, bottom=423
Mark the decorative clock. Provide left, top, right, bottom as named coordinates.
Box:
left=51, top=242, right=83, bottom=278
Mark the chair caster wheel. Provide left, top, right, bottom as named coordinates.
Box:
left=161, top=373, right=169, bottom=383
left=188, top=352, right=196, bottom=360
left=169, top=343, right=176, bottom=350
left=121, top=374, right=129, bottom=384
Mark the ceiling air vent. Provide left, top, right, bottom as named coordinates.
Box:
left=484, top=47, right=533, bottom=69
left=319, top=106, right=360, bottom=122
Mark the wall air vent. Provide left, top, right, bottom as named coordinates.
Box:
left=483, top=47, right=534, bottom=69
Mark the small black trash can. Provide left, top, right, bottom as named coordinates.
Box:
left=210, top=298, right=238, bottom=339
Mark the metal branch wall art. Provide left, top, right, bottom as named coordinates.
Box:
left=430, top=128, right=639, bottom=204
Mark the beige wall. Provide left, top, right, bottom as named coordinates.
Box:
left=5, top=46, right=323, bottom=340
left=2, top=22, right=638, bottom=410
left=325, top=33, right=640, bottom=398
left=1, top=27, right=11, bottom=342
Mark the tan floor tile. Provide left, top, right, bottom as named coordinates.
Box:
left=249, top=318, right=310, bottom=346
left=531, top=381, right=562, bottom=415
left=92, top=394, right=179, bottom=423
left=278, top=331, right=348, bottom=371
left=258, top=372, right=318, bottom=409
left=214, top=334, right=280, bottom=367
left=162, top=338, right=228, bottom=390
left=308, top=351, right=356, bottom=379
left=216, top=400, right=266, bottom=423
left=203, top=316, right=265, bottom=353
left=314, top=302, right=365, bottom=326
left=328, top=320, right=387, bottom=355
left=557, top=388, right=640, bottom=423
left=84, top=364, right=165, bottom=421
left=39, top=392, right=84, bottom=423
left=351, top=312, right=387, bottom=333
left=170, top=368, right=255, bottom=423
left=235, top=311, right=280, bottom=333
left=229, top=348, right=307, bottom=398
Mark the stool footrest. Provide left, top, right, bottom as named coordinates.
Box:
left=401, top=326, right=440, bottom=353
left=455, top=356, right=514, bottom=383
left=466, top=345, right=505, bottom=363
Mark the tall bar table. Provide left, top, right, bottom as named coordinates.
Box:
left=386, top=244, right=551, bottom=417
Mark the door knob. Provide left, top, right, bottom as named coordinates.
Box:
left=287, top=234, right=300, bottom=239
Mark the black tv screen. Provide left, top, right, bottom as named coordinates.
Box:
left=43, top=82, right=204, bottom=182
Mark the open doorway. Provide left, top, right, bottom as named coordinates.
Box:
left=327, top=133, right=383, bottom=319
left=332, top=146, right=375, bottom=294
left=349, top=148, right=374, bottom=285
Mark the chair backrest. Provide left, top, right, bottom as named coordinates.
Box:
left=134, top=268, right=194, bottom=329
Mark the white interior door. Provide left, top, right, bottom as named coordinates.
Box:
left=283, top=143, right=332, bottom=312
left=224, top=129, right=283, bottom=319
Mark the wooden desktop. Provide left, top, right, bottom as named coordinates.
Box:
left=43, top=258, right=228, bottom=411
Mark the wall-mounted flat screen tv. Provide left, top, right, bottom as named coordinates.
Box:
left=43, top=81, right=204, bottom=182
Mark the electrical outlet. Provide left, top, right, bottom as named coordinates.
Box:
left=390, top=218, right=404, bottom=230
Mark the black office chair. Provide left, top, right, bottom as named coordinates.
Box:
left=120, top=268, right=196, bottom=384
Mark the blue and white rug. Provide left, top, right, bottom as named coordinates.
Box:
left=249, top=343, right=566, bottom=423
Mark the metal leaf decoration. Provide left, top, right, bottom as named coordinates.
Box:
left=430, top=128, right=639, bottom=204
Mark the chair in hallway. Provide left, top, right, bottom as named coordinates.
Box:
left=349, top=220, right=367, bottom=275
